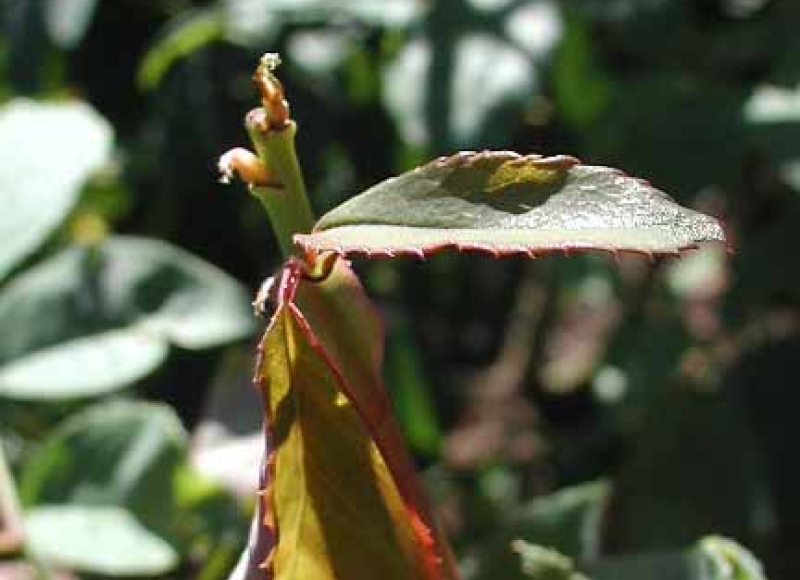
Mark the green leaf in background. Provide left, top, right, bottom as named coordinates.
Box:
left=25, top=505, right=178, bottom=576
left=18, top=400, right=189, bottom=576
left=743, top=82, right=800, bottom=191
left=514, top=541, right=588, bottom=580
left=585, top=537, right=768, bottom=580
left=385, top=316, right=442, bottom=456
left=512, top=536, right=768, bottom=580
left=513, top=481, right=608, bottom=559
left=0, top=100, right=112, bottom=281
left=552, top=9, right=611, bottom=128
left=223, top=0, right=415, bottom=39
left=19, top=401, right=186, bottom=523
left=383, top=0, right=561, bottom=149
left=296, top=151, right=725, bottom=258
left=0, top=330, right=168, bottom=400
left=468, top=481, right=608, bottom=580
left=42, top=0, right=98, bottom=49
left=582, top=76, right=746, bottom=198
left=0, top=236, right=255, bottom=400
left=137, top=9, right=224, bottom=91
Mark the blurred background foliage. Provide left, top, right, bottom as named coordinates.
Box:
left=0, top=0, right=798, bottom=579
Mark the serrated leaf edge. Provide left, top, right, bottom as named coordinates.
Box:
left=252, top=261, right=448, bottom=580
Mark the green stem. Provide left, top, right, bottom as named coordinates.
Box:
left=246, top=119, right=315, bottom=259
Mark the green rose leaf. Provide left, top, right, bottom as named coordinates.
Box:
left=295, top=151, right=726, bottom=259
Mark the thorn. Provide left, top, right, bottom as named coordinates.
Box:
left=532, top=154, right=581, bottom=169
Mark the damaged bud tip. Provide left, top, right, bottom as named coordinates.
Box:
left=260, top=53, right=281, bottom=72
left=218, top=147, right=273, bottom=186
left=252, top=52, right=290, bottom=130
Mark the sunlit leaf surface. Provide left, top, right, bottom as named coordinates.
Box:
left=253, top=259, right=456, bottom=580
left=26, top=506, right=178, bottom=576
left=0, top=236, right=254, bottom=400
left=0, top=100, right=112, bottom=281
left=296, top=151, right=725, bottom=258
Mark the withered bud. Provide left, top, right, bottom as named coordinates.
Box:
left=218, top=147, right=273, bottom=186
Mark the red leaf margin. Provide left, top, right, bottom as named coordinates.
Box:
left=246, top=257, right=458, bottom=580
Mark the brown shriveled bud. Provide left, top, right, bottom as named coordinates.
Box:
left=252, top=53, right=290, bottom=130
left=218, top=147, right=274, bottom=186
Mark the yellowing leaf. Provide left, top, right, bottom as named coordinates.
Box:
left=295, top=151, right=726, bottom=259
left=254, top=259, right=457, bottom=580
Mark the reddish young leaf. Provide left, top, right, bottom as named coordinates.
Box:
left=295, top=151, right=726, bottom=259
left=253, top=258, right=458, bottom=580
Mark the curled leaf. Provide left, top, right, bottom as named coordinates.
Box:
left=252, top=258, right=457, bottom=580
left=296, top=151, right=725, bottom=259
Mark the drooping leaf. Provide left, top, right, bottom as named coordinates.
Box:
left=251, top=258, right=457, bottom=580
left=0, top=100, right=112, bottom=281
left=296, top=151, right=725, bottom=259
left=0, top=235, right=254, bottom=400
left=25, top=506, right=178, bottom=576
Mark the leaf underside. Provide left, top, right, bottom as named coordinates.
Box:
left=295, top=151, right=726, bottom=259
left=255, top=259, right=456, bottom=580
